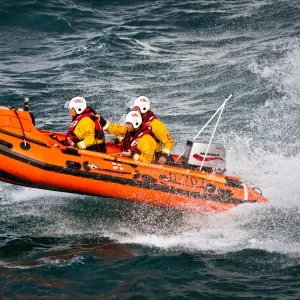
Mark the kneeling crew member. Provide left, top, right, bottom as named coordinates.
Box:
left=103, top=111, right=156, bottom=163
left=65, top=96, right=106, bottom=153
left=131, top=96, right=174, bottom=165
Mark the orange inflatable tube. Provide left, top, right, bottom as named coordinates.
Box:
left=0, top=106, right=268, bottom=213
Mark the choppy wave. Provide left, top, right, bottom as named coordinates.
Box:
left=1, top=0, right=300, bottom=298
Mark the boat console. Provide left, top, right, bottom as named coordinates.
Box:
left=183, top=140, right=226, bottom=173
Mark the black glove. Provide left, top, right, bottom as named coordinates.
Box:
left=99, top=116, right=107, bottom=127
left=113, top=137, right=120, bottom=145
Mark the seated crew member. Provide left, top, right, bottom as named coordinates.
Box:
left=102, top=111, right=156, bottom=163
left=65, top=96, right=106, bottom=153
left=130, top=96, right=174, bottom=165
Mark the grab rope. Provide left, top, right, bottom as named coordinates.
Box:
left=253, top=187, right=262, bottom=195
left=12, top=108, right=27, bottom=146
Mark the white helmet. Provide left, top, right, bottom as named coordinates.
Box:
left=125, top=111, right=142, bottom=129
left=68, top=96, right=87, bottom=114
left=132, top=96, right=150, bottom=113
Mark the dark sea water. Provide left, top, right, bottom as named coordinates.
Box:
left=1, top=0, right=300, bottom=298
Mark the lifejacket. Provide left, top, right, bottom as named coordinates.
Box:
left=143, top=110, right=157, bottom=126
left=142, top=110, right=160, bottom=143
left=65, top=107, right=105, bottom=147
left=121, top=123, right=152, bottom=156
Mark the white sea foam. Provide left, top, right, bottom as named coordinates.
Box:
left=106, top=41, right=300, bottom=255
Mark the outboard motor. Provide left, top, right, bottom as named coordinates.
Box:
left=183, top=140, right=226, bottom=173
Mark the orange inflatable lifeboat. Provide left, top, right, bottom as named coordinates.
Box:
left=0, top=105, right=268, bottom=213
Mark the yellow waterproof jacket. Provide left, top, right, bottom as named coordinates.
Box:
left=73, top=117, right=104, bottom=149
left=149, top=118, right=174, bottom=155
left=104, top=122, right=157, bottom=163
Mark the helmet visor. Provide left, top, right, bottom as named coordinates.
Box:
left=64, top=100, right=70, bottom=109
left=126, top=99, right=135, bottom=111
left=118, top=113, right=126, bottom=125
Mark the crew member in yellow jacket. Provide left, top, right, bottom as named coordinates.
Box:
left=130, top=96, right=174, bottom=164
left=103, top=111, right=157, bottom=163
left=64, top=96, right=106, bottom=152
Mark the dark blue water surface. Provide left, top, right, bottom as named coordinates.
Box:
left=1, top=0, right=300, bottom=298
